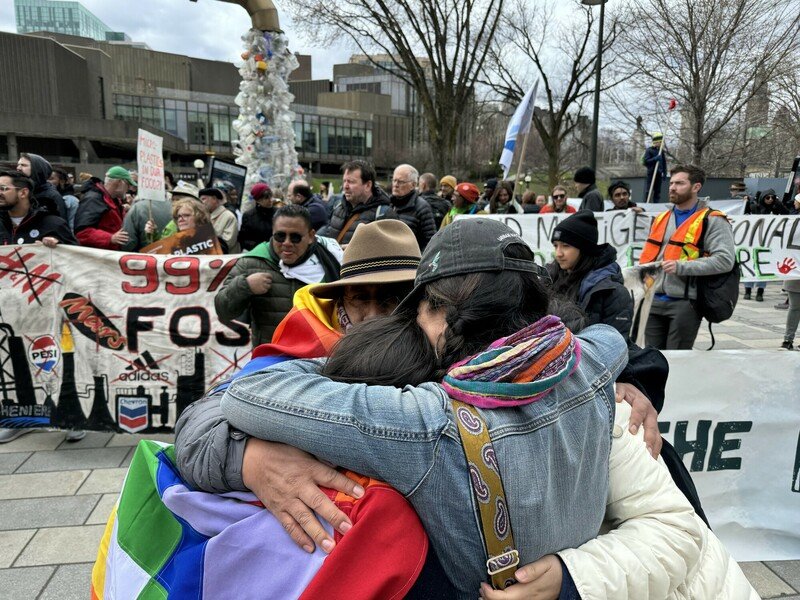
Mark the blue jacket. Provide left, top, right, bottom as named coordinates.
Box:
left=220, top=324, right=628, bottom=598
left=643, top=146, right=667, bottom=178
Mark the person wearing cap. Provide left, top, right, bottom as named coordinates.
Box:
left=478, top=177, right=498, bottom=211
left=239, top=183, right=274, bottom=251
left=215, top=217, right=752, bottom=599
left=16, top=153, right=68, bottom=220
left=642, top=133, right=668, bottom=203
left=547, top=210, right=633, bottom=339
left=438, top=175, right=457, bottom=203
left=573, top=166, right=604, bottom=212
left=200, top=186, right=240, bottom=253
left=73, top=165, right=134, bottom=250
left=606, top=180, right=642, bottom=213
left=439, top=182, right=480, bottom=229
left=389, top=164, right=437, bottom=250
left=539, top=185, right=577, bottom=214
left=215, top=204, right=342, bottom=346
left=318, top=160, right=395, bottom=245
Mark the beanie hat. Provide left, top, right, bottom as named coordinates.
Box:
left=607, top=180, right=631, bottom=197
left=573, top=167, right=595, bottom=185
left=456, top=182, right=479, bottom=204
left=250, top=183, right=271, bottom=199
left=440, top=175, right=457, bottom=189
left=484, top=177, right=498, bottom=190
left=552, top=210, right=599, bottom=255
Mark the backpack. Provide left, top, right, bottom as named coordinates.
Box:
left=688, top=210, right=740, bottom=348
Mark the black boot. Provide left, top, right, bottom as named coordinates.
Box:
left=743, top=288, right=751, bottom=300
left=756, top=288, right=764, bottom=302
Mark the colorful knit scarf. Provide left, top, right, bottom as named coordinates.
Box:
left=442, top=315, right=581, bottom=409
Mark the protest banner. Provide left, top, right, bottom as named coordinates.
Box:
left=140, top=223, right=223, bottom=256
left=0, top=245, right=248, bottom=433
left=471, top=212, right=800, bottom=282
left=660, top=350, right=800, bottom=561
left=136, top=129, right=165, bottom=201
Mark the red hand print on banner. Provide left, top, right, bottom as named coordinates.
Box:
left=777, top=258, right=797, bottom=275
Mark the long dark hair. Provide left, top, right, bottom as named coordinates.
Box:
left=546, top=251, right=596, bottom=301
left=489, top=180, right=516, bottom=214
left=322, top=314, right=437, bottom=386
left=415, top=243, right=551, bottom=374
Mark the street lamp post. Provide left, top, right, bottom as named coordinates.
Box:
left=582, top=0, right=607, bottom=171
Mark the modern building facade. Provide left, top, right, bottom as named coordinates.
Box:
left=14, top=0, right=129, bottom=42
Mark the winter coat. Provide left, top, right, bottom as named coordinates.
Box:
left=238, top=205, right=274, bottom=251
left=300, top=196, right=329, bottom=231
left=559, top=401, right=758, bottom=600
left=214, top=240, right=340, bottom=346
left=753, top=189, right=788, bottom=215
left=209, top=204, right=240, bottom=253
left=578, top=184, right=604, bottom=212
left=389, top=190, right=437, bottom=250
left=420, top=190, right=451, bottom=230
left=73, top=178, right=125, bottom=250
left=25, top=153, right=67, bottom=220
left=121, top=199, right=173, bottom=251
left=643, top=146, right=668, bottom=178
left=317, top=188, right=396, bottom=245
left=0, top=203, right=78, bottom=246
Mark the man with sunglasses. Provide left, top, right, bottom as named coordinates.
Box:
left=539, top=185, right=577, bottom=214
left=215, top=204, right=343, bottom=347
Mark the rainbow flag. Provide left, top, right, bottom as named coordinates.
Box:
left=92, top=286, right=428, bottom=598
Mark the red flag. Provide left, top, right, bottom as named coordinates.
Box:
left=668, top=98, right=678, bottom=111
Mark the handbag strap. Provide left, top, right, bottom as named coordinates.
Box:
left=336, top=213, right=361, bottom=243
left=452, top=399, right=519, bottom=590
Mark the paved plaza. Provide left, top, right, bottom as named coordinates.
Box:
left=0, top=286, right=797, bottom=599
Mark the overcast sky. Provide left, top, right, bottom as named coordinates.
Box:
left=0, top=0, right=352, bottom=79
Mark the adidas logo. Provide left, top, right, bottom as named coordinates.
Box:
left=120, top=351, right=169, bottom=382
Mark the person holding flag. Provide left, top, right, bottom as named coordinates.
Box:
left=643, top=132, right=668, bottom=202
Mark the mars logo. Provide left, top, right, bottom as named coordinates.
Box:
left=119, top=351, right=169, bottom=383
left=28, top=335, right=60, bottom=373
left=118, top=396, right=148, bottom=433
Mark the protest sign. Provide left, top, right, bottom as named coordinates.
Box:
left=471, top=212, right=800, bottom=282
left=660, top=350, right=800, bottom=561
left=136, top=129, right=165, bottom=201
left=140, top=223, right=223, bottom=256
left=0, top=245, right=248, bottom=433
left=209, top=157, right=247, bottom=203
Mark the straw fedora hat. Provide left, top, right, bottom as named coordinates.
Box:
left=310, top=220, right=421, bottom=298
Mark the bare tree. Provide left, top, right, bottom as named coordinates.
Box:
left=482, top=0, right=629, bottom=189
left=619, top=0, right=800, bottom=170
left=287, top=0, right=505, bottom=174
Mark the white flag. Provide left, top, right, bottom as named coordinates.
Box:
left=498, top=80, right=539, bottom=179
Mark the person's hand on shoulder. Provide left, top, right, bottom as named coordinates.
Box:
left=616, top=381, right=662, bottom=457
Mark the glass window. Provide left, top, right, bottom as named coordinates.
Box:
left=165, top=99, right=176, bottom=109
left=302, top=120, right=319, bottom=153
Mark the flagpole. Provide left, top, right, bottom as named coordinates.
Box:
left=512, top=126, right=532, bottom=198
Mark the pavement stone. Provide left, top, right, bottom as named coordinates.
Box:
left=119, top=446, right=136, bottom=468
left=105, top=432, right=175, bottom=447
left=14, top=525, right=105, bottom=567
left=0, top=452, right=31, bottom=475
left=56, top=431, right=114, bottom=450
left=0, top=471, right=90, bottom=500
left=14, top=447, right=130, bottom=473
left=39, top=563, right=94, bottom=600
left=76, top=468, right=127, bottom=495
left=765, top=561, right=800, bottom=592
left=740, top=561, right=796, bottom=598
left=0, top=495, right=100, bottom=531
left=0, top=432, right=64, bottom=454
left=0, top=530, right=35, bottom=568
left=0, top=565, right=55, bottom=600
left=85, top=493, right=117, bottom=525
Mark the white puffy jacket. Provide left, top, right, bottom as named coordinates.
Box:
left=558, top=402, right=759, bottom=600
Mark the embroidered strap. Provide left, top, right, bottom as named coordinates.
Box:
left=452, top=399, right=519, bottom=590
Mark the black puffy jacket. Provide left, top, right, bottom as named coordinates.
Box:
left=0, top=203, right=78, bottom=246
left=317, top=187, right=396, bottom=245
left=238, top=205, right=274, bottom=251
left=420, top=190, right=451, bottom=229
left=390, top=190, right=437, bottom=250
left=25, top=153, right=67, bottom=221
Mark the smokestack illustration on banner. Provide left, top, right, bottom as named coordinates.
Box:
left=54, top=322, right=87, bottom=430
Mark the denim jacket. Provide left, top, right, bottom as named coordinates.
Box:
left=221, top=324, right=628, bottom=598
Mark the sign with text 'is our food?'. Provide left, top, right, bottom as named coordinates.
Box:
left=136, top=129, right=165, bottom=201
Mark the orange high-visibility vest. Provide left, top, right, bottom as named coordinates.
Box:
left=639, top=207, right=726, bottom=264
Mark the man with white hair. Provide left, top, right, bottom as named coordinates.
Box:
left=74, top=166, right=132, bottom=250
left=389, top=163, right=436, bottom=250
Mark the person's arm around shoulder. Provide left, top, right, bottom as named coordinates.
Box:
left=555, top=401, right=704, bottom=600
left=576, top=323, right=629, bottom=383
left=220, top=358, right=450, bottom=495
left=675, top=214, right=735, bottom=277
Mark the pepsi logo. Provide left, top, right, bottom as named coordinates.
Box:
left=28, top=335, right=60, bottom=373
